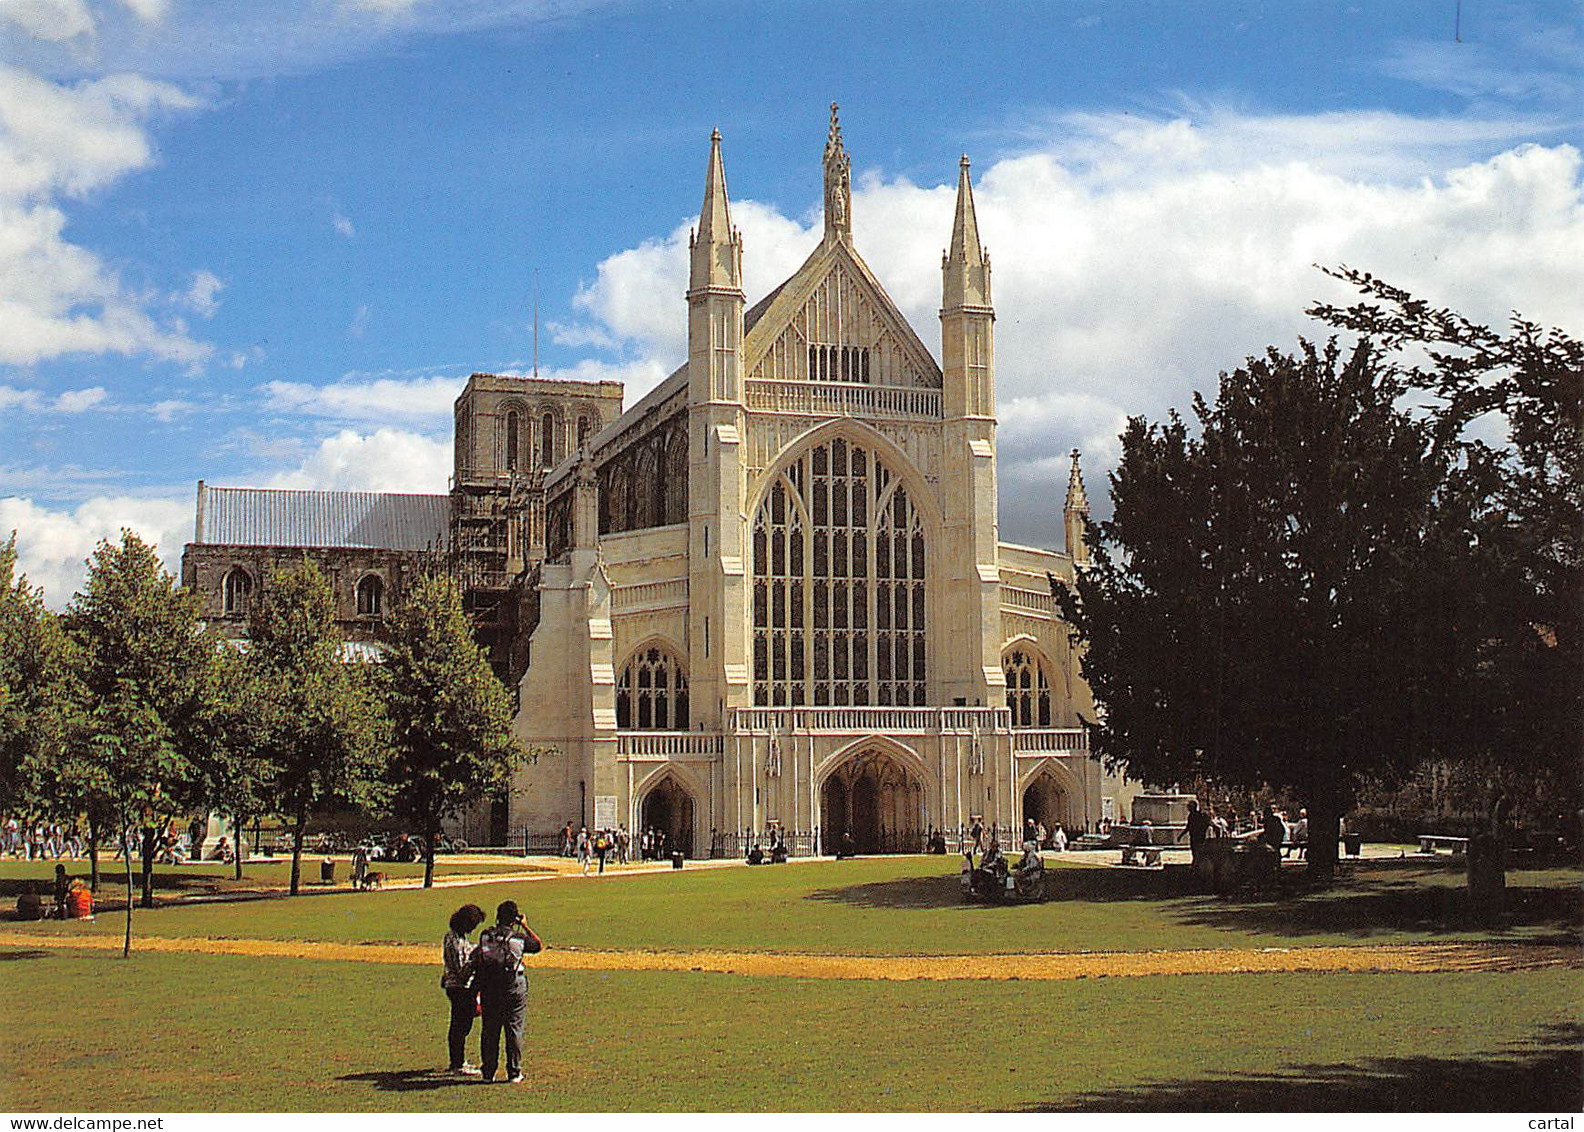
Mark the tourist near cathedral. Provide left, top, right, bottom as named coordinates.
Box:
left=181, top=108, right=1138, bottom=855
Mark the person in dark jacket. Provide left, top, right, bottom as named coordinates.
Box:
left=474, top=900, right=543, bottom=1084
left=440, top=903, right=487, bottom=1076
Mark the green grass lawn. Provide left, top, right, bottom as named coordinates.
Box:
left=0, top=948, right=1576, bottom=1111
left=7, top=855, right=1578, bottom=956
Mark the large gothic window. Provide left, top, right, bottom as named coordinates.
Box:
left=356, top=574, right=384, bottom=618
left=1004, top=647, right=1051, bottom=727
left=616, top=646, right=689, bottom=730
left=753, top=436, right=927, bottom=708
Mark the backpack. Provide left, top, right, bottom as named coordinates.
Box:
left=472, top=928, right=521, bottom=991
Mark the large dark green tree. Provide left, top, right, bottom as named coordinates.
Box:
left=1059, top=339, right=1474, bottom=879
left=188, top=642, right=268, bottom=881
left=248, top=558, right=385, bottom=895
left=0, top=535, right=70, bottom=816
left=1309, top=270, right=1582, bottom=826
left=379, top=571, right=522, bottom=887
left=65, top=532, right=216, bottom=952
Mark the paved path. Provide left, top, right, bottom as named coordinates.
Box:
left=1, top=930, right=1575, bottom=982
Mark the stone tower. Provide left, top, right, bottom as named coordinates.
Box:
left=939, top=155, right=1003, bottom=707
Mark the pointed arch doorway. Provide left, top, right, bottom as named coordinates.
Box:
left=640, top=775, right=696, bottom=859
left=1022, top=768, right=1069, bottom=836
left=819, top=747, right=926, bottom=854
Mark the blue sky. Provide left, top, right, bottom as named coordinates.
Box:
left=1, top=0, right=1580, bottom=602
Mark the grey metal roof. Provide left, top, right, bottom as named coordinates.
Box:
left=199, top=486, right=449, bottom=551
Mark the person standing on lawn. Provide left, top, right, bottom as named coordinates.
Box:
left=441, top=903, right=487, bottom=1077
left=474, top=899, right=543, bottom=1084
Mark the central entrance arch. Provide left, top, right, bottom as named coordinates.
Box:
left=640, top=775, right=695, bottom=859
left=819, top=746, right=926, bottom=854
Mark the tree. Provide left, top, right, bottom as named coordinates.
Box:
left=248, top=559, right=385, bottom=895
left=188, top=642, right=268, bottom=881
left=0, top=536, right=71, bottom=816
left=1309, top=269, right=1582, bottom=826
left=1058, top=339, right=1473, bottom=880
left=380, top=571, right=523, bottom=887
left=65, top=532, right=215, bottom=953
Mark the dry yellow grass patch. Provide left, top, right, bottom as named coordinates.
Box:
left=1, top=930, right=1575, bottom=981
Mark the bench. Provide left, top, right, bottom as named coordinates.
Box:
left=1417, top=834, right=1470, bottom=855
left=1119, top=844, right=1163, bottom=868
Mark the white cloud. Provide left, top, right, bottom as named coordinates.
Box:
left=332, top=210, right=355, bottom=238
left=119, top=0, right=170, bottom=22
left=52, top=385, right=106, bottom=411
left=0, top=0, right=95, bottom=44
left=181, top=268, right=223, bottom=318
left=266, top=427, right=452, bottom=494
left=348, top=302, right=369, bottom=338
left=0, top=492, right=193, bottom=608
left=345, top=0, right=430, bottom=14
left=262, top=372, right=466, bottom=423
left=562, top=110, right=1584, bottom=547
left=0, top=64, right=211, bottom=367
left=148, top=398, right=195, bottom=421
left=0, top=382, right=108, bottom=412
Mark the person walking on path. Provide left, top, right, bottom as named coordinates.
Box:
left=473, top=900, right=543, bottom=1085
left=440, top=904, right=487, bottom=1077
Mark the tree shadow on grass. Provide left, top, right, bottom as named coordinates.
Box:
left=806, top=863, right=1191, bottom=911
left=336, top=1069, right=482, bottom=1093
left=1023, top=1023, right=1584, bottom=1112
left=0, top=949, right=51, bottom=961
left=805, top=862, right=1582, bottom=944
left=1165, top=876, right=1583, bottom=943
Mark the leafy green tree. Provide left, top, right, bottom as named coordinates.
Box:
left=188, top=642, right=269, bottom=881
left=1309, top=270, right=1582, bottom=826
left=0, top=536, right=71, bottom=817
left=65, top=532, right=215, bottom=952
left=1059, top=339, right=1472, bottom=879
left=379, top=571, right=523, bottom=887
left=248, top=558, right=386, bottom=895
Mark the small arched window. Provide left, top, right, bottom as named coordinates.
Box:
left=505, top=410, right=520, bottom=471
left=1003, top=648, right=1052, bottom=727
left=356, top=574, right=384, bottom=618
left=221, top=567, right=252, bottom=617
left=616, top=646, right=689, bottom=730
left=540, top=412, right=555, bottom=467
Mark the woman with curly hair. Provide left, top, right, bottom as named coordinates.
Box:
left=441, top=903, right=487, bottom=1076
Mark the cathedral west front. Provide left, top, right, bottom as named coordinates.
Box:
left=182, top=108, right=1136, bottom=855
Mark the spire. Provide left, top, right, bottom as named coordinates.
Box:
left=822, top=102, right=851, bottom=243
left=690, top=128, right=742, bottom=294
left=1065, top=448, right=1091, bottom=564
left=942, top=154, right=991, bottom=309
left=1065, top=448, right=1089, bottom=514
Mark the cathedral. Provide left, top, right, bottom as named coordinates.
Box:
left=182, top=109, right=1136, bottom=855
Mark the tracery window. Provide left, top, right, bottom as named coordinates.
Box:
left=1003, top=648, right=1051, bottom=727
left=356, top=574, right=384, bottom=618
left=616, top=646, right=689, bottom=730
left=222, top=567, right=252, bottom=617
left=753, top=436, right=926, bottom=708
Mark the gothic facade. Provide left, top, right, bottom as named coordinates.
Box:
left=181, top=109, right=1135, bottom=853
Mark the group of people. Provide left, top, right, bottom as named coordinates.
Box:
left=556, top=823, right=632, bottom=875
left=440, top=900, right=544, bottom=1084
left=2, top=817, right=85, bottom=860
left=745, top=827, right=789, bottom=865
left=1185, top=800, right=1314, bottom=859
